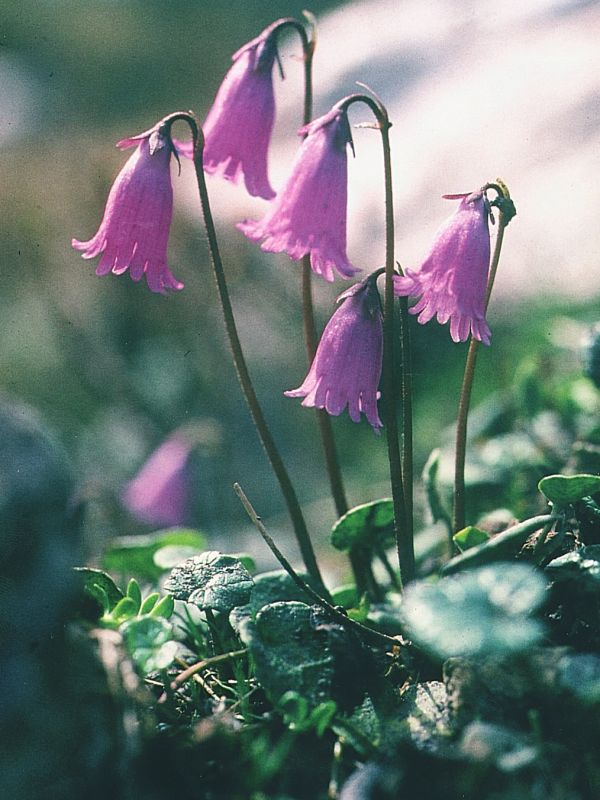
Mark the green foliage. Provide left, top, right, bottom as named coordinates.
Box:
left=231, top=569, right=321, bottom=628
left=75, top=566, right=123, bottom=613
left=278, top=692, right=337, bottom=736
left=103, top=528, right=206, bottom=581
left=121, top=616, right=178, bottom=674
left=452, top=526, right=490, bottom=552
left=557, top=652, right=600, bottom=704
left=538, top=473, right=600, bottom=507
left=546, top=545, right=600, bottom=590
left=165, top=551, right=253, bottom=613
left=442, top=515, right=552, bottom=574
left=75, top=568, right=174, bottom=631
left=401, top=563, right=547, bottom=659
left=330, top=584, right=360, bottom=609
left=330, top=498, right=394, bottom=551
left=238, top=601, right=336, bottom=710
left=422, top=449, right=451, bottom=528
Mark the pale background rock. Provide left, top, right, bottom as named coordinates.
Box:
left=197, top=0, right=600, bottom=304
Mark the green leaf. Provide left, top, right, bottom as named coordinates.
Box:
left=402, top=563, right=547, bottom=660
left=150, top=594, right=175, bottom=619
left=250, top=569, right=321, bottom=616
left=538, top=474, right=600, bottom=506
left=121, top=616, right=178, bottom=674
left=399, top=681, right=452, bottom=753
left=164, top=551, right=253, bottom=613
left=238, top=601, right=335, bottom=710
left=153, top=544, right=202, bottom=571
left=307, top=701, right=337, bottom=737
left=453, top=526, right=490, bottom=553
left=108, top=596, right=139, bottom=625
left=126, top=578, right=142, bottom=612
left=330, top=499, right=394, bottom=552
left=332, top=696, right=381, bottom=754
left=139, top=592, right=160, bottom=615
left=278, top=692, right=309, bottom=728
left=91, top=585, right=110, bottom=615
left=422, top=449, right=451, bottom=528
left=330, top=584, right=359, bottom=609
left=442, top=515, right=552, bottom=575
left=103, top=528, right=206, bottom=581
left=365, top=595, right=403, bottom=634
left=557, top=652, right=600, bottom=705
left=546, top=545, right=600, bottom=591
left=74, top=566, right=123, bottom=612
left=230, top=553, right=257, bottom=575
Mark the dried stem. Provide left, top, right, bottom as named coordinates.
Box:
left=234, top=482, right=400, bottom=648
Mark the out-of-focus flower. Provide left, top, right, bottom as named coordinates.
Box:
left=394, top=191, right=491, bottom=344
left=285, top=276, right=383, bottom=430
left=122, top=435, right=192, bottom=527
left=238, top=106, right=360, bottom=282
left=72, top=125, right=183, bottom=294
left=193, top=24, right=281, bottom=200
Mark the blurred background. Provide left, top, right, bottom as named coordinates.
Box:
left=2, top=0, right=599, bottom=570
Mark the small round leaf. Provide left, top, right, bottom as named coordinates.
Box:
left=330, top=499, right=394, bottom=552
left=538, top=474, right=600, bottom=506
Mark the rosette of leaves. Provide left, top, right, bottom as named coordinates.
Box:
left=75, top=569, right=177, bottom=674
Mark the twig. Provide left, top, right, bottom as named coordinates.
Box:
left=233, top=482, right=400, bottom=648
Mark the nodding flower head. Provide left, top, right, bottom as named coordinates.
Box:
left=198, top=24, right=282, bottom=200
left=72, top=124, right=183, bottom=294
left=238, top=105, right=360, bottom=283
left=394, top=191, right=492, bottom=344
left=122, top=434, right=193, bottom=528
left=285, top=275, right=383, bottom=431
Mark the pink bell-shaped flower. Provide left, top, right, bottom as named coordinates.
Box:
left=72, top=124, right=183, bottom=294
left=285, top=275, right=383, bottom=430
left=122, top=434, right=193, bottom=528
left=394, top=190, right=492, bottom=344
left=238, top=105, right=360, bottom=283
left=198, top=24, right=282, bottom=200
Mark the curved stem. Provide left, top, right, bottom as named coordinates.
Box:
left=335, top=93, right=414, bottom=584
left=163, top=112, right=326, bottom=593
left=284, top=17, right=350, bottom=521
left=234, top=482, right=400, bottom=648
left=452, top=185, right=513, bottom=535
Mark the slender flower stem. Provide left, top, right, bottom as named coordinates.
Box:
left=335, top=93, right=414, bottom=585
left=284, top=15, right=351, bottom=521
left=273, top=15, right=350, bottom=563
left=380, top=123, right=414, bottom=586
left=396, top=265, right=414, bottom=543
left=161, top=112, right=326, bottom=594
left=452, top=182, right=514, bottom=535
